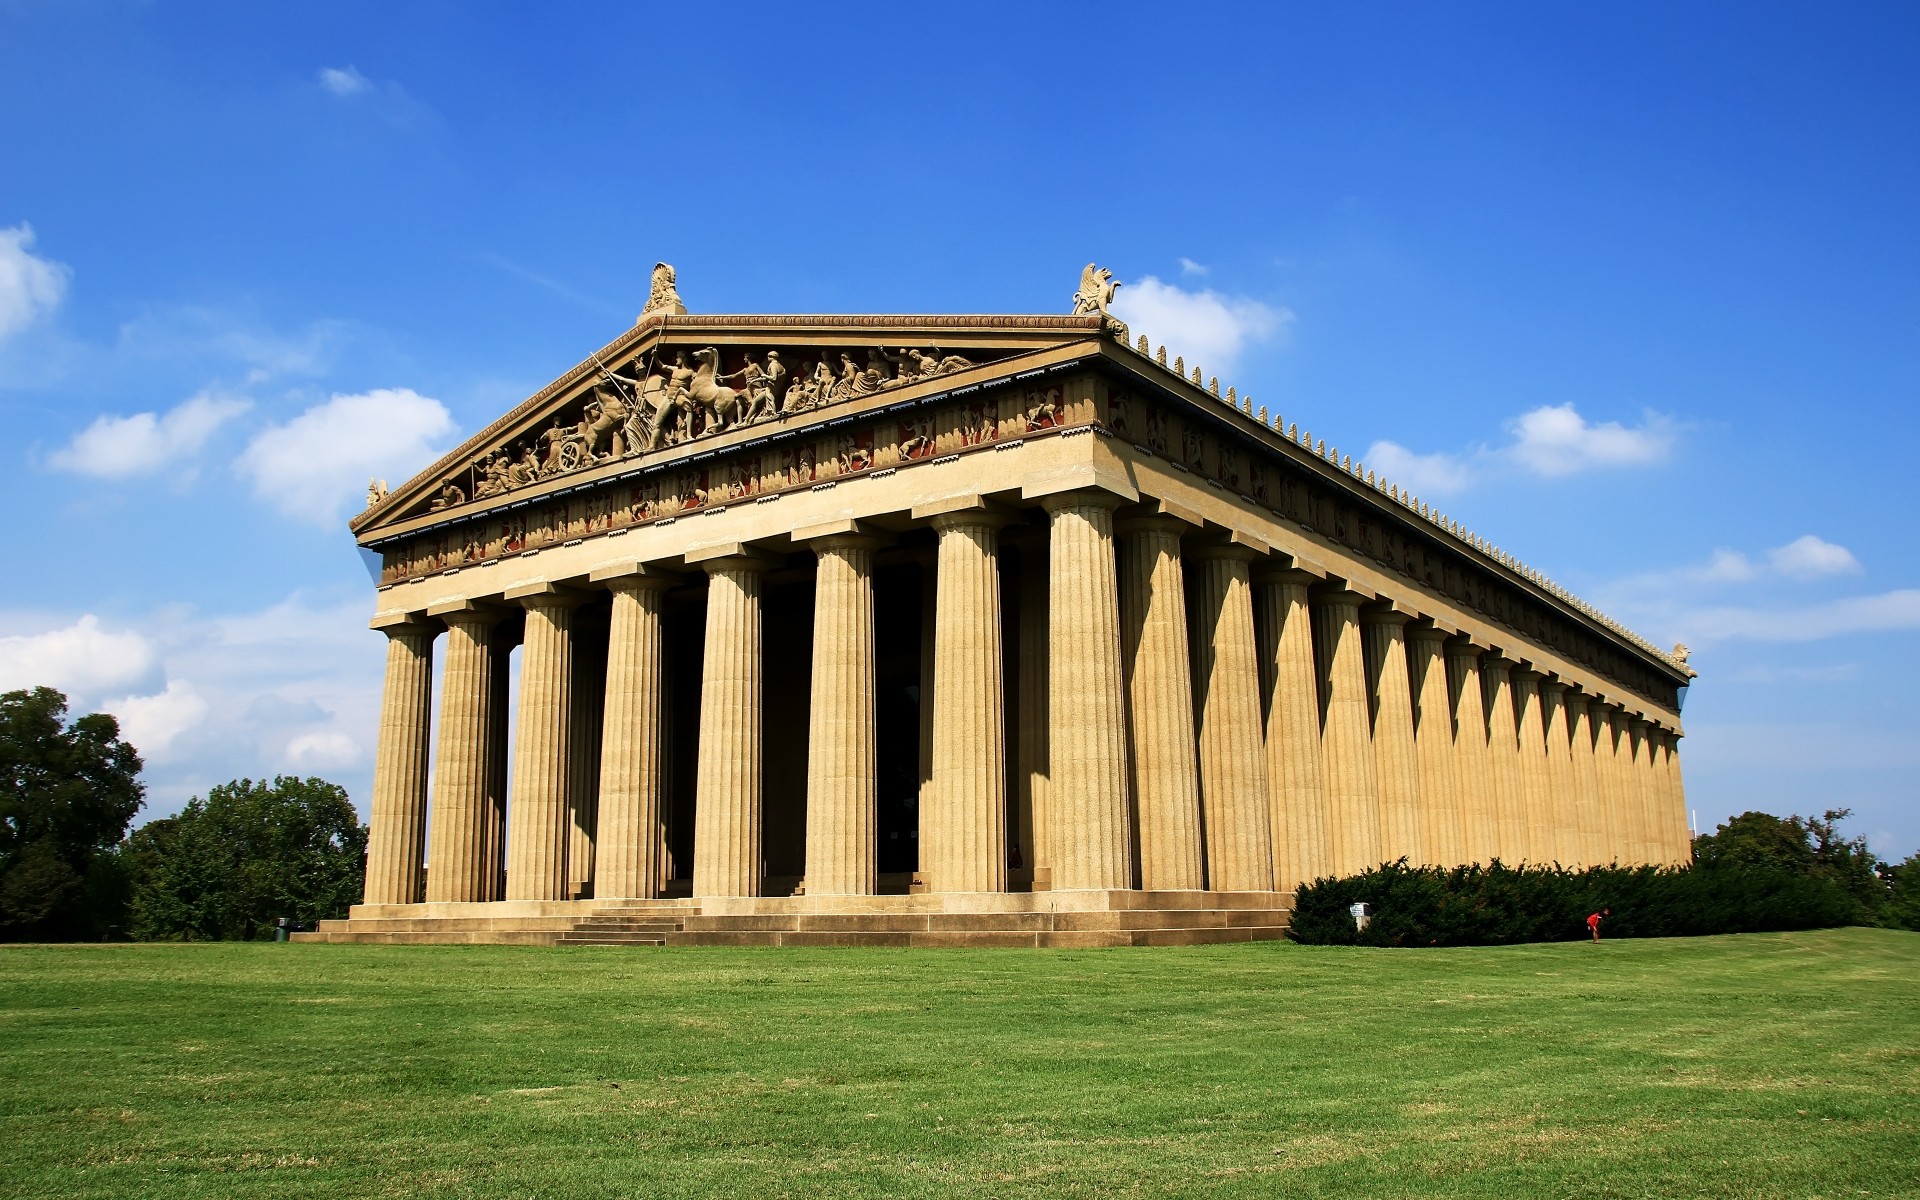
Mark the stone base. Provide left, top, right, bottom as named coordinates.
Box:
left=292, top=890, right=1292, bottom=947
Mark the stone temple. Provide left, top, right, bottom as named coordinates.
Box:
left=301, top=264, right=1696, bottom=947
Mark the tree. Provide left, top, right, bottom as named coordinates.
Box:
left=1885, top=853, right=1920, bottom=933
left=0, top=687, right=144, bottom=940
left=125, top=776, right=367, bottom=941
left=1693, top=808, right=1889, bottom=924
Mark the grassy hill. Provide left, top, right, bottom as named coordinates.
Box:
left=2, top=929, right=1914, bottom=1198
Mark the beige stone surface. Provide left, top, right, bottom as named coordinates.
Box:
left=1042, top=493, right=1135, bottom=890
left=1562, top=691, right=1604, bottom=867
left=1016, top=544, right=1052, bottom=884
left=1117, top=516, right=1205, bottom=890
left=692, top=557, right=767, bottom=898
left=505, top=588, right=581, bottom=901
left=1512, top=669, right=1553, bottom=864
left=426, top=606, right=502, bottom=903
left=1539, top=681, right=1579, bottom=866
left=1406, top=624, right=1464, bottom=869
left=1257, top=569, right=1328, bottom=891
left=362, top=622, right=434, bottom=905
left=1362, top=607, right=1423, bottom=864
left=591, top=570, right=671, bottom=900
left=1481, top=656, right=1528, bottom=865
left=1315, top=588, right=1381, bottom=877
left=1191, top=546, right=1276, bottom=891
left=803, top=535, right=879, bottom=895
left=1446, top=641, right=1497, bottom=866
left=925, top=511, right=1007, bottom=893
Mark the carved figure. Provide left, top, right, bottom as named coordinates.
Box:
left=721, top=355, right=778, bottom=424
left=1671, top=643, right=1692, bottom=663
left=762, top=351, right=789, bottom=412
left=509, top=446, right=541, bottom=488
left=1072, top=264, right=1121, bottom=317
left=687, top=347, right=746, bottom=430
left=365, top=479, right=388, bottom=508
left=906, top=348, right=973, bottom=377
left=473, top=452, right=511, bottom=499
left=810, top=357, right=835, bottom=406
left=430, top=481, right=466, bottom=511
left=640, top=262, right=686, bottom=317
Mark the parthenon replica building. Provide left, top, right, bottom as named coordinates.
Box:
left=306, top=264, right=1696, bottom=947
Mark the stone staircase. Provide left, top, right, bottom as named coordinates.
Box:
left=554, top=908, right=691, bottom=946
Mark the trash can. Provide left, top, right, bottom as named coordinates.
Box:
left=275, top=917, right=291, bottom=943
left=1349, top=902, right=1371, bottom=933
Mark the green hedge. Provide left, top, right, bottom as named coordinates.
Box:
left=1287, top=860, right=1871, bottom=946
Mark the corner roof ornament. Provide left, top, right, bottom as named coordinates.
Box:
left=638, top=261, right=687, bottom=323
left=1071, top=263, right=1129, bottom=340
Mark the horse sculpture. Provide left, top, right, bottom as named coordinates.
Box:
left=687, top=347, right=746, bottom=432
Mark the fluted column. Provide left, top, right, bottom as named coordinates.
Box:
left=1446, top=641, right=1496, bottom=865
left=1016, top=545, right=1052, bottom=886
left=1538, top=681, right=1578, bottom=866
left=1480, top=656, right=1527, bottom=865
left=481, top=623, right=515, bottom=900
left=363, top=619, right=436, bottom=905
left=692, top=556, right=768, bottom=898
left=505, top=587, right=582, bottom=901
left=1362, top=607, right=1423, bottom=865
left=1664, top=730, right=1693, bottom=864
left=1041, top=494, right=1134, bottom=890
left=592, top=568, right=671, bottom=900
left=926, top=510, right=1007, bottom=893
left=1191, top=546, right=1275, bottom=891
left=1256, top=568, right=1329, bottom=891
left=1628, top=719, right=1659, bottom=866
left=426, top=604, right=502, bottom=903
left=1562, top=691, right=1605, bottom=867
left=1117, top=516, right=1204, bottom=890
left=1591, top=703, right=1628, bottom=863
left=1314, top=587, right=1381, bottom=878
left=803, top=534, right=879, bottom=896
left=568, top=620, right=607, bottom=899
left=1512, top=668, right=1553, bottom=864
left=1407, top=625, right=1463, bottom=869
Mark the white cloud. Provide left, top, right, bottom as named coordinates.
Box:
left=47, top=390, right=252, bottom=478
left=284, top=730, right=361, bottom=770
left=1766, top=534, right=1861, bottom=579
left=1504, top=403, right=1675, bottom=476
left=1365, top=440, right=1474, bottom=498
left=0, top=615, right=158, bottom=696
left=0, top=223, right=70, bottom=339
left=1177, top=257, right=1209, bottom=277
left=1674, top=589, right=1920, bottom=643
left=318, top=66, right=372, bottom=96
left=236, top=388, right=455, bottom=526
left=108, top=680, right=209, bottom=758
left=1107, top=276, right=1291, bottom=374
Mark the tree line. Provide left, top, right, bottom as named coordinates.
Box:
left=1, top=687, right=365, bottom=941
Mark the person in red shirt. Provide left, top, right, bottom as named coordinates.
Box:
left=1587, top=907, right=1611, bottom=943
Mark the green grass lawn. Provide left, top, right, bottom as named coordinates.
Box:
left=1, top=930, right=1915, bottom=1199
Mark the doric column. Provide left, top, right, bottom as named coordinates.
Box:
left=1362, top=607, right=1423, bottom=865
left=505, top=585, right=583, bottom=902
left=926, top=509, right=1008, bottom=893
left=1191, top=545, right=1275, bottom=892
left=1562, top=690, right=1604, bottom=867
left=590, top=566, right=672, bottom=900
left=1041, top=493, right=1134, bottom=891
left=426, top=603, right=503, bottom=903
left=1538, top=681, right=1579, bottom=866
left=568, top=617, right=607, bottom=899
left=1407, top=624, right=1463, bottom=869
left=692, top=555, right=769, bottom=899
left=1627, top=718, right=1659, bottom=866
left=1597, top=704, right=1637, bottom=864
left=802, top=533, right=880, bottom=896
left=1445, top=640, right=1496, bottom=865
left=1016, top=540, right=1052, bottom=887
left=1663, top=730, right=1693, bottom=864
left=481, top=622, right=515, bottom=900
left=1480, top=656, right=1527, bottom=865
left=362, top=617, right=436, bottom=905
left=1589, top=702, right=1623, bottom=863
left=1117, top=516, right=1204, bottom=890
left=1314, top=587, right=1382, bottom=878
left=1511, top=668, right=1553, bottom=864
left=1256, top=568, right=1329, bottom=891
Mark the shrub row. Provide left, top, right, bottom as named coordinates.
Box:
left=1286, top=859, right=1872, bottom=947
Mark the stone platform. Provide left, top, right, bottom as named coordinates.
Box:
left=293, top=890, right=1293, bottom=948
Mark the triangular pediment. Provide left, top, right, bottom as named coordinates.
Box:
left=351, top=311, right=1110, bottom=539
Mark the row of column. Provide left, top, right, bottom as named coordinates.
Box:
left=362, top=492, right=1690, bottom=904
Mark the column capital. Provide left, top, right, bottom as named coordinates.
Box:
left=1253, top=564, right=1320, bottom=589
left=1037, top=488, right=1128, bottom=517
left=504, top=581, right=591, bottom=610
left=911, top=493, right=1014, bottom=530
left=370, top=610, right=438, bottom=638
left=589, top=561, right=679, bottom=592
left=1359, top=601, right=1413, bottom=627
left=1481, top=654, right=1516, bottom=675
left=1310, top=582, right=1368, bottom=608
left=1113, top=513, right=1193, bottom=538
left=1444, top=634, right=1484, bottom=661
left=1188, top=540, right=1262, bottom=564
left=685, top=541, right=781, bottom=573
left=1404, top=619, right=1452, bottom=646
left=790, top=517, right=885, bottom=552
left=1539, top=677, right=1569, bottom=696
left=425, top=597, right=510, bottom=629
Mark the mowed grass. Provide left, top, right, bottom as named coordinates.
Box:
left=1, top=931, right=1916, bottom=1199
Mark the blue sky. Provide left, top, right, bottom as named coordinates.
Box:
left=2, top=2, right=1915, bottom=858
